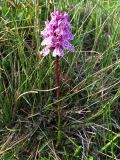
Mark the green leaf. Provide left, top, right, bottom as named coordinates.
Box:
left=88, top=156, right=94, bottom=160
left=74, top=146, right=82, bottom=156
left=41, top=157, right=48, bottom=160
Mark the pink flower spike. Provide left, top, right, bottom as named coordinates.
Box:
left=40, top=11, right=74, bottom=57
left=40, top=46, right=50, bottom=56
left=45, top=20, right=49, bottom=26
left=53, top=47, right=64, bottom=57
left=63, top=12, right=68, bottom=19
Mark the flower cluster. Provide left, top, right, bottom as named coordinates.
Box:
left=40, top=11, right=74, bottom=57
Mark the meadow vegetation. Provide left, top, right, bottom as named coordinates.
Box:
left=0, top=0, right=120, bottom=159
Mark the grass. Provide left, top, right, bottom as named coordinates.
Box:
left=0, top=0, right=120, bottom=159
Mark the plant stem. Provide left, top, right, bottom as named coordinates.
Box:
left=56, top=56, right=60, bottom=100
left=56, top=55, right=61, bottom=145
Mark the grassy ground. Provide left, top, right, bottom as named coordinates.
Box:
left=0, top=0, right=120, bottom=159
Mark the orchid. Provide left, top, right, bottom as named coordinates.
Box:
left=40, top=11, right=74, bottom=57
left=40, top=11, right=74, bottom=146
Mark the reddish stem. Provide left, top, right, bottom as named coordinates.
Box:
left=56, top=55, right=61, bottom=144
left=56, top=55, right=60, bottom=100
